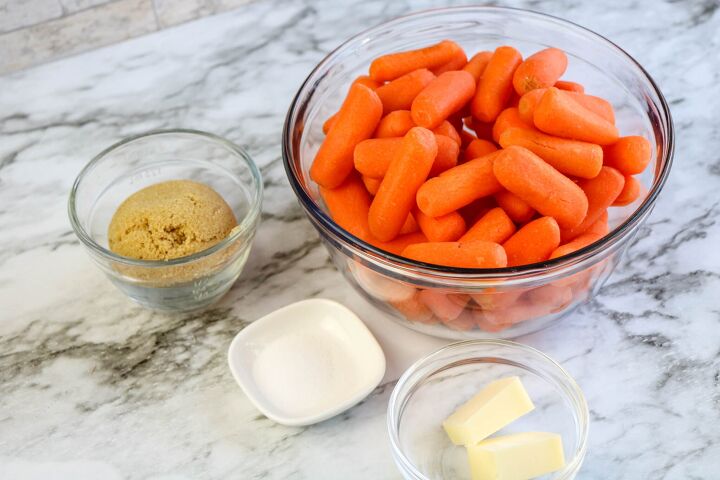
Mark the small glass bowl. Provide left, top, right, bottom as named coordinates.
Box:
left=388, top=340, right=588, bottom=480
left=283, top=6, right=674, bottom=339
left=68, top=129, right=263, bottom=312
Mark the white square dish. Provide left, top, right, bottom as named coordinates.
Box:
left=228, top=298, right=386, bottom=426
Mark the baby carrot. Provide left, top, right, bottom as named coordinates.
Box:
left=498, top=127, right=603, bottom=179
left=321, top=75, right=380, bottom=134
left=411, top=71, right=475, bottom=129
left=310, top=84, right=383, bottom=188
left=526, top=284, right=573, bottom=313
left=492, top=107, right=531, bottom=143
left=554, top=80, right=584, bottom=93
left=375, top=69, right=436, bottom=114
left=550, top=232, right=603, bottom=259
left=402, top=241, right=508, bottom=268
left=587, top=211, right=609, bottom=236
left=502, top=216, right=561, bottom=266
left=494, top=190, right=535, bottom=224
left=431, top=47, right=468, bottom=75
left=534, top=87, right=619, bottom=145
left=415, top=208, right=467, bottom=242
left=519, top=88, right=615, bottom=124
left=362, top=175, right=381, bottom=196
left=369, top=127, right=438, bottom=241
left=560, top=166, right=625, bottom=241
left=374, top=110, right=415, bottom=138
left=400, top=212, right=419, bottom=234
left=390, top=291, right=435, bottom=323
left=459, top=197, right=497, bottom=225
left=471, top=46, right=523, bottom=122
left=493, top=146, right=588, bottom=229
left=430, top=134, right=461, bottom=176
left=613, top=175, right=641, bottom=206
left=369, top=40, right=464, bottom=82
left=418, top=290, right=467, bottom=322
left=416, top=151, right=503, bottom=217
left=322, top=113, right=338, bottom=135
left=459, top=207, right=516, bottom=244
left=320, top=173, right=372, bottom=240
left=354, top=137, right=403, bottom=178
left=604, top=136, right=652, bottom=175
left=370, top=232, right=428, bottom=256
left=513, top=47, right=568, bottom=95
left=433, top=120, right=461, bottom=145
left=463, top=138, right=498, bottom=162
left=462, top=51, right=492, bottom=82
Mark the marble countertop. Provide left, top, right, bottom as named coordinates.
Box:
left=1, top=0, right=719, bottom=478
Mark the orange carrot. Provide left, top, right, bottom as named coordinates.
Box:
left=604, top=136, right=652, bottom=175
left=493, top=146, right=588, bottom=229
left=390, top=291, right=435, bottom=323
left=430, top=134, right=460, bottom=176
left=370, top=232, right=428, bottom=256
left=433, top=120, right=461, bottom=145
left=459, top=197, right=497, bottom=225
left=431, top=48, right=468, bottom=75
left=526, top=284, right=573, bottom=313
left=415, top=208, right=466, bottom=242
left=369, top=40, right=464, bottom=82
left=587, top=211, right=609, bottom=236
left=471, top=46, right=523, bottom=122
left=493, top=190, right=535, bottom=224
left=402, top=241, right=507, bottom=268
left=554, top=80, right=584, bottom=93
left=416, top=151, right=503, bottom=217
left=374, top=110, right=415, bottom=138
left=418, top=290, right=467, bottom=321
left=321, top=75, right=380, bottom=134
left=369, top=127, right=437, bottom=241
left=362, top=175, right=381, bottom=195
left=375, top=69, right=436, bottom=114
left=519, top=88, right=615, bottom=124
left=322, top=113, right=338, bottom=135
left=354, top=137, right=402, bottom=178
left=550, top=232, right=603, bottom=259
left=411, top=71, right=475, bottom=129
left=613, top=175, right=641, bottom=206
left=534, top=87, right=619, bottom=145
left=492, top=107, right=531, bottom=143
left=502, top=216, right=561, bottom=266
left=320, top=173, right=372, bottom=240
left=310, top=84, right=383, bottom=188
left=400, top=212, right=419, bottom=234
left=513, top=48, right=568, bottom=95
left=482, top=301, right=544, bottom=326
left=499, top=127, right=603, bottom=179
left=445, top=310, right=478, bottom=331
left=463, top=138, right=498, bottom=163
left=459, top=207, right=516, bottom=244
left=561, top=166, right=624, bottom=241
left=462, top=51, right=492, bottom=82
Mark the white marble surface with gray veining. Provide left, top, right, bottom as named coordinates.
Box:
left=1, top=0, right=719, bottom=478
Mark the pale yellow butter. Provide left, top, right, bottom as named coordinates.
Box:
left=466, top=431, right=565, bottom=480
left=442, top=376, right=534, bottom=445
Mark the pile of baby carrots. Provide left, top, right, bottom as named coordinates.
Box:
left=311, top=40, right=651, bottom=269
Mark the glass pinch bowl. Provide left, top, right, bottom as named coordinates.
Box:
left=282, top=6, right=673, bottom=339
left=68, top=129, right=263, bottom=312
left=387, top=340, right=589, bottom=480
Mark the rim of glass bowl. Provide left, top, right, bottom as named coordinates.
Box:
left=387, top=340, right=589, bottom=480
left=68, top=129, right=263, bottom=267
left=282, top=6, right=674, bottom=279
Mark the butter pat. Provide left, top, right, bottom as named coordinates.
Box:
left=466, top=432, right=565, bottom=480
left=443, top=376, right=534, bottom=445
